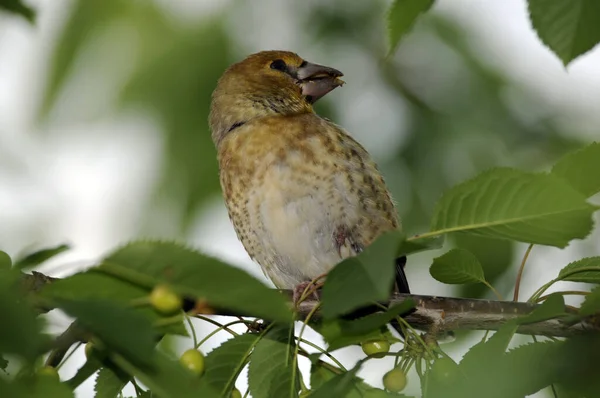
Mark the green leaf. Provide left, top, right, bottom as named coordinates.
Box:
left=517, top=294, right=567, bottom=324
left=94, top=366, right=130, bottom=398
left=321, top=300, right=414, bottom=350
left=552, top=142, right=600, bottom=197
left=0, top=251, right=11, bottom=270
left=25, top=374, right=75, bottom=398
left=428, top=168, right=597, bottom=248
left=387, top=0, right=435, bottom=55
left=57, top=299, right=157, bottom=367
left=430, top=249, right=485, bottom=285
left=0, top=271, right=47, bottom=361
left=102, top=241, right=291, bottom=322
left=66, top=357, right=103, bottom=390
left=310, top=363, right=409, bottom=398
left=458, top=322, right=517, bottom=379
left=528, top=0, right=600, bottom=65
left=580, top=286, right=600, bottom=316
left=14, top=244, right=70, bottom=270
left=199, top=333, right=259, bottom=396
left=0, top=0, right=35, bottom=23
left=0, top=355, right=7, bottom=372
left=321, top=232, right=403, bottom=319
left=111, top=351, right=216, bottom=398
left=309, top=364, right=361, bottom=398
left=557, top=256, right=600, bottom=283
left=248, top=324, right=298, bottom=398
left=496, top=341, right=564, bottom=397
left=397, top=234, right=445, bottom=256
left=41, top=270, right=187, bottom=336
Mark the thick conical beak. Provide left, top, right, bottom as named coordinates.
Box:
left=296, top=62, right=344, bottom=104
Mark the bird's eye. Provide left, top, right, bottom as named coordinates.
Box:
left=270, top=59, right=287, bottom=72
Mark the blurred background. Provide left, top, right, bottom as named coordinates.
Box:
left=1, top=0, right=599, bottom=396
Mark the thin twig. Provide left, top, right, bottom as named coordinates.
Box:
left=514, top=244, right=534, bottom=301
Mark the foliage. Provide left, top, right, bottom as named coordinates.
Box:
left=1, top=1, right=600, bottom=397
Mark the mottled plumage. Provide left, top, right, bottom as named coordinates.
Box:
left=210, top=50, right=409, bottom=294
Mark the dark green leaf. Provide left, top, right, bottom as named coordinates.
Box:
left=199, top=333, right=259, bottom=396
left=248, top=324, right=297, bottom=398
left=102, top=241, right=291, bottom=322
left=25, top=374, right=75, bottom=398
left=517, top=294, right=567, bottom=324
left=0, top=271, right=47, bottom=361
left=0, top=355, right=7, bottom=372
left=387, top=0, right=435, bottom=55
left=111, top=351, right=217, bottom=398
left=14, top=244, right=70, bottom=270
left=66, top=357, right=103, bottom=390
left=94, top=366, right=130, bottom=398
left=430, top=249, right=485, bottom=285
left=552, top=142, right=600, bottom=197
left=321, top=300, right=414, bottom=350
left=528, top=0, right=600, bottom=65
left=0, top=251, right=11, bottom=270
left=309, top=364, right=361, bottom=398
left=321, top=232, right=403, bottom=319
left=0, top=0, right=35, bottom=23
left=57, top=299, right=156, bottom=367
left=41, top=270, right=187, bottom=336
left=429, top=168, right=597, bottom=248
left=557, top=257, right=600, bottom=283
left=579, top=286, right=600, bottom=316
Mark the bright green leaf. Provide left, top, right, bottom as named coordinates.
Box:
left=387, top=0, right=435, bottom=55
left=41, top=270, right=187, bottom=336
left=528, top=0, right=600, bottom=65
left=429, top=168, right=597, bottom=248
left=552, top=142, right=600, bottom=197
left=430, top=249, right=485, bottom=285
left=580, top=286, right=600, bottom=316
left=14, top=244, right=70, bottom=270
left=517, top=294, right=567, bottom=324
left=199, top=333, right=259, bottom=396
left=57, top=299, right=157, bottom=367
left=102, top=241, right=291, bottom=322
left=557, top=257, right=600, bottom=283
left=94, top=366, right=130, bottom=398
left=248, top=324, right=297, bottom=398
left=321, top=232, right=403, bottom=319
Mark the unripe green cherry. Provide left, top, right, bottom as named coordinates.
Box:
left=231, top=388, right=242, bottom=398
left=38, top=366, right=59, bottom=379
left=150, top=285, right=182, bottom=315
left=361, top=339, right=390, bottom=358
left=179, top=348, right=205, bottom=376
left=383, top=367, right=407, bottom=392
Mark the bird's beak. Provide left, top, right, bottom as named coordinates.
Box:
left=296, top=62, right=344, bottom=104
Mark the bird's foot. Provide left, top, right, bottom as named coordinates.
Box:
left=292, top=280, right=324, bottom=307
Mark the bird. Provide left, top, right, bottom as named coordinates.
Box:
left=209, top=50, right=409, bottom=304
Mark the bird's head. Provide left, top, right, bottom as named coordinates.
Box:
left=209, top=50, right=344, bottom=146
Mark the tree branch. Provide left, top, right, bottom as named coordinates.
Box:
left=20, top=272, right=598, bottom=338
left=292, top=292, right=598, bottom=338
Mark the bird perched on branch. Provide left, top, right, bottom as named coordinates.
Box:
left=210, top=50, right=409, bottom=302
